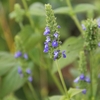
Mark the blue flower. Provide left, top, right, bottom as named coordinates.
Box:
left=85, top=77, right=91, bottom=83
left=54, top=50, right=60, bottom=60
left=18, top=66, right=22, bottom=74
left=97, top=19, right=100, bottom=28
left=80, top=74, right=85, bottom=80
left=43, top=47, right=49, bottom=53
left=54, top=32, right=58, bottom=38
left=28, top=76, right=33, bottom=82
left=62, top=51, right=66, bottom=58
left=82, top=89, right=86, bottom=94
left=14, top=51, right=22, bottom=58
left=57, top=25, right=61, bottom=28
left=23, top=53, right=28, bottom=60
left=52, top=40, right=58, bottom=48
left=98, top=42, right=100, bottom=47
left=46, top=36, right=51, bottom=43
left=43, top=26, right=50, bottom=35
left=26, top=68, right=31, bottom=74
left=82, top=24, right=86, bottom=30
left=74, top=77, right=80, bottom=83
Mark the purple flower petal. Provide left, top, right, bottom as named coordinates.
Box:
left=85, top=77, right=91, bottom=83
left=23, top=53, right=28, bottom=60
left=80, top=74, right=85, bottom=80
left=52, top=40, right=58, bottom=48
left=62, top=51, right=66, bottom=58
left=82, top=89, right=87, bottom=94
left=74, top=77, right=80, bottom=83
left=43, top=26, right=50, bottom=35
left=26, top=68, right=31, bottom=74
left=14, top=51, right=22, bottom=58
left=54, top=32, right=58, bottom=38
left=18, top=66, right=22, bottom=74
left=82, top=24, right=86, bottom=30
left=28, top=76, right=33, bottom=82
left=57, top=25, right=61, bottom=28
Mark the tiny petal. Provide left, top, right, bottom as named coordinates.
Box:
left=18, top=66, right=22, bottom=74
left=54, top=50, right=60, bottom=60
left=82, top=24, right=86, bottom=30
left=85, top=77, right=91, bottom=83
left=62, top=51, right=66, bottom=58
left=52, top=40, right=58, bottom=48
left=26, top=68, right=31, bottom=74
left=43, top=26, right=50, bottom=35
left=14, top=51, right=22, bottom=58
left=74, top=77, right=80, bottom=83
left=46, top=36, right=51, bottom=42
left=98, top=42, right=100, bottom=47
left=54, top=32, right=58, bottom=38
left=43, top=47, right=49, bottom=53
left=28, top=76, right=33, bottom=82
left=23, top=53, right=28, bottom=60
left=57, top=25, right=61, bottom=28
left=80, top=74, right=85, bottom=80
left=97, top=19, right=100, bottom=28
left=82, top=89, right=87, bottom=94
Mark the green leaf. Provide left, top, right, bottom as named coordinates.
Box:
left=29, top=48, right=40, bottom=66
left=54, top=7, right=70, bottom=14
left=18, top=25, right=41, bottom=51
left=52, top=37, right=84, bottom=73
left=29, top=2, right=45, bottom=16
left=0, top=66, right=27, bottom=98
left=74, top=4, right=97, bottom=13
left=49, top=95, right=63, bottom=100
left=68, top=88, right=83, bottom=98
left=0, top=52, right=17, bottom=76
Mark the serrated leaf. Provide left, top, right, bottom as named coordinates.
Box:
left=54, top=7, right=70, bottom=14
left=53, top=37, right=84, bottom=73
left=74, top=4, right=97, bottom=13
left=29, top=2, right=45, bottom=16
left=18, top=25, right=41, bottom=51
left=68, top=88, right=83, bottom=98
left=0, top=66, right=27, bottom=98
left=0, top=52, right=17, bottom=76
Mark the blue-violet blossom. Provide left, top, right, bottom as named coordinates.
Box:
left=14, top=51, right=22, bottom=58
left=43, top=27, right=50, bottom=35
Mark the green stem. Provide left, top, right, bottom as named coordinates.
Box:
left=89, top=52, right=93, bottom=99
left=66, top=0, right=84, bottom=35
left=27, top=82, right=39, bottom=100
left=48, top=69, right=64, bottom=94
left=21, top=0, right=34, bottom=29
left=55, top=60, right=68, bottom=97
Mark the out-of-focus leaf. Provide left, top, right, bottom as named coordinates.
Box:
left=0, top=66, right=27, bottom=98
left=29, top=2, right=45, bottom=16
left=74, top=4, right=97, bottom=13
left=0, top=52, right=17, bottom=76
left=29, top=48, right=40, bottom=66
left=54, top=7, right=70, bottom=14
left=68, top=88, right=83, bottom=98
left=53, top=37, right=84, bottom=73
left=18, top=25, right=41, bottom=51
left=49, top=95, right=63, bottom=100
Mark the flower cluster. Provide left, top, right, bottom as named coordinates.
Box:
left=74, top=74, right=91, bottom=83
left=43, top=4, right=66, bottom=60
left=74, top=74, right=90, bottom=94
left=14, top=51, right=33, bottom=82
left=14, top=51, right=28, bottom=60
left=82, top=19, right=99, bottom=51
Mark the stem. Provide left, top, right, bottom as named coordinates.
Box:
left=89, top=52, right=94, bottom=99
left=48, top=69, right=64, bottom=94
left=66, top=0, right=84, bottom=35
left=55, top=60, right=68, bottom=96
left=27, top=82, right=39, bottom=100
left=21, top=0, right=34, bottom=29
